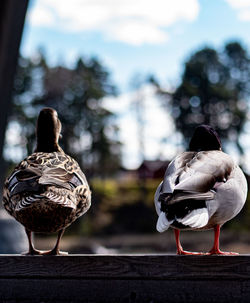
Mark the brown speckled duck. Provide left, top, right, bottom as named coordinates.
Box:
left=3, top=108, right=91, bottom=255
left=154, top=125, right=247, bottom=255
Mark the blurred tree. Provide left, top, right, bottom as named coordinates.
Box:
left=155, top=41, right=249, bottom=153
left=5, top=52, right=121, bottom=177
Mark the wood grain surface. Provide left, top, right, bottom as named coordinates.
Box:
left=0, top=254, right=250, bottom=302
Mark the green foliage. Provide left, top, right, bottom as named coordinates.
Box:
left=155, top=41, right=250, bottom=154
left=69, top=179, right=159, bottom=236
left=7, top=52, right=121, bottom=177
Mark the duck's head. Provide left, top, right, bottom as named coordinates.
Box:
left=189, top=124, right=222, bottom=152
left=35, top=107, right=62, bottom=152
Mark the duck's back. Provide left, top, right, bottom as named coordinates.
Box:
left=155, top=150, right=247, bottom=231
left=3, top=152, right=91, bottom=232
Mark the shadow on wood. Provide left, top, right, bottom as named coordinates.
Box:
left=0, top=254, right=250, bottom=302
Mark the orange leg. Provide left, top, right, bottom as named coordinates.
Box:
left=174, top=229, right=204, bottom=255
left=23, top=229, right=44, bottom=255
left=42, top=229, right=68, bottom=256
left=206, top=225, right=238, bottom=255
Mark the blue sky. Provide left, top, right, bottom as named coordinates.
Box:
left=20, top=0, right=250, bottom=169
left=22, top=0, right=250, bottom=92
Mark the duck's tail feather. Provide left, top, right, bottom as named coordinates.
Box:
left=156, top=212, right=173, bottom=233
left=177, top=208, right=209, bottom=228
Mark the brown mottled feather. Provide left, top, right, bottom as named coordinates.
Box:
left=3, top=151, right=91, bottom=233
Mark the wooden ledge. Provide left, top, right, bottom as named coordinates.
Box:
left=1, top=254, right=250, bottom=279
left=0, top=254, right=250, bottom=302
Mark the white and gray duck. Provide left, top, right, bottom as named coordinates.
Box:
left=3, top=108, right=91, bottom=255
left=154, top=125, right=247, bottom=255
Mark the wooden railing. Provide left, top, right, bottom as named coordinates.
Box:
left=0, top=254, right=250, bottom=302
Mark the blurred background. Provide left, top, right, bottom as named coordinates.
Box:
left=1, top=0, right=250, bottom=254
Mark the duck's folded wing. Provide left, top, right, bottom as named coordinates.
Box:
left=7, top=167, right=42, bottom=197
left=162, top=150, right=234, bottom=195
left=38, top=166, right=85, bottom=190
left=161, top=152, right=195, bottom=194
left=7, top=154, right=88, bottom=195
left=168, top=190, right=215, bottom=204
left=154, top=182, right=215, bottom=218
left=155, top=151, right=215, bottom=215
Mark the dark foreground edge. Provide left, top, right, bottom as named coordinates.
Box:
left=0, top=254, right=249, bottom=303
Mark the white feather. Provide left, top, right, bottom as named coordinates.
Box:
left=156, top=212, right=172, bottom=233
left=154, top=181, right=163, bottom=216
left=178, top=208, right=209, bottom=228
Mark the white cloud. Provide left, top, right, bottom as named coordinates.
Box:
left=225, top=0, right=250, bottom=9
left=225, top=0, right=250, bottom=21
left=107, top=21, right=168, bottom=46
left=27, top=0, right=200, bottom=45
left=238, top=9, right=250, bottom=21
left=28, top=4, right=54, bottom=27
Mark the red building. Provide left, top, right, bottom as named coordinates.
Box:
left=137, top=160, right=170, bottom=180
